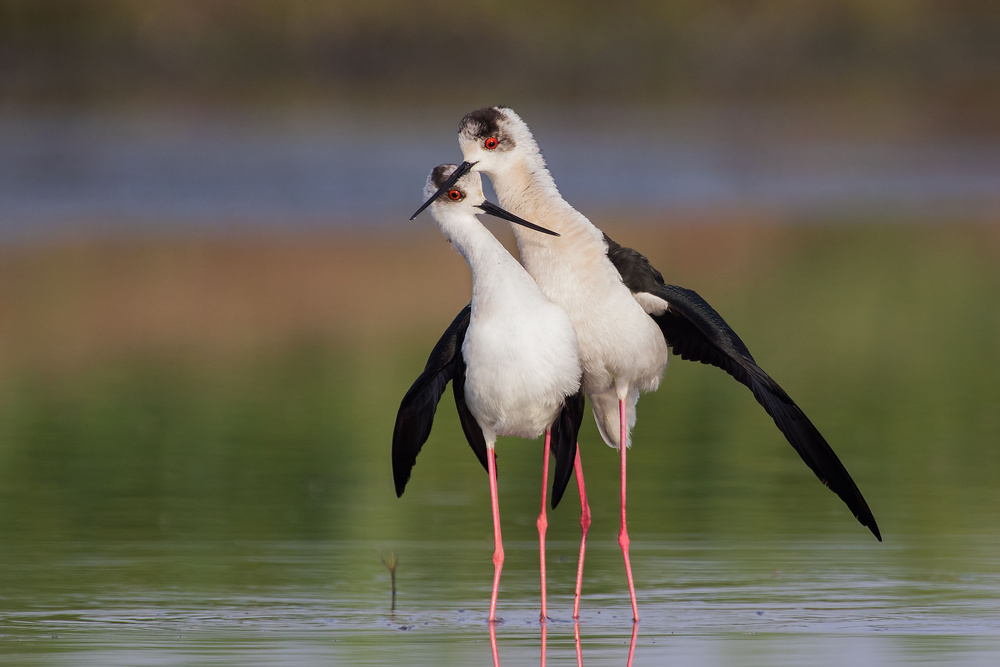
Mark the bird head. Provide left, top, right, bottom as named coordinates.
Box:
left=458, top=106, right=540, bottom=179
left=413, top=163, right=558, bottom=236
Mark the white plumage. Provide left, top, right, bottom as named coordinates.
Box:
left=458, top=107, right=667, bottom=451
left=416, top=163, right=583, bottom=624
left=424, top=165, right=582, bottom=445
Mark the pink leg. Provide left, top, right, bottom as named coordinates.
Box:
left=537, top=429, right=551, bottom=622
left=618, top=398, right=639, bottom=622
left=574, top=617, right=583, bottom=667
left=540, top=617, right=548, bottom=667
left=487, top=446, right=504, bottom=623
left=572, top=446, right=591, bottom=620
left=489, top=617, right=500, bottom=666
left=627, top=617, right=638, bottom=666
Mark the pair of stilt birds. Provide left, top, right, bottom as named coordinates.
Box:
left=393, top=106, right=881, bottom=623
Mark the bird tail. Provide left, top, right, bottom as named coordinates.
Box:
left=590, top=388, right=638, bottom=449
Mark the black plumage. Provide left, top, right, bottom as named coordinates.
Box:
left=392, top=304, right=480, bottom=498
left=603, top=234, right=881, bottom=541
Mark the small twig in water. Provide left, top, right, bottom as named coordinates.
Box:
left=380, top=552, right=397, bottom=614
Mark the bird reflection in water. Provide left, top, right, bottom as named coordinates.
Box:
left=488, top=619, right=638, bottom=666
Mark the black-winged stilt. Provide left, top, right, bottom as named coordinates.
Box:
left=394, top=164, right=586, bottom=624
left=421, top=106, right=882, bottom=623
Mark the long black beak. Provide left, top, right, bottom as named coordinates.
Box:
left=476, top=200, right=560, bottom=237
left=409, top=161, right=475, bottom=220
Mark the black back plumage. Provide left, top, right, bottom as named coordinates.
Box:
left=604, top=234, right=881, bottom=541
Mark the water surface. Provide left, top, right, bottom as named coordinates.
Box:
left=1, top=225, right=998, bottom=664
left=3, top=535, right=1000, bottom=666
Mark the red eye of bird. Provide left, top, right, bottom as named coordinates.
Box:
left=447, top=189, right=462, bottom=200
left=484, top=137, right=499, bottom=150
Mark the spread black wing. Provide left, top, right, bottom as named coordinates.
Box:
left=550, top=388, right=586, bottom=509
left=392, top=304, right=488, bottom=497
left=605, top=234, right=881, bottom=541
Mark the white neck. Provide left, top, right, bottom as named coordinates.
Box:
left=432, top=207, right=537, bottom=303
left=485, top=153, right=607, bottom=277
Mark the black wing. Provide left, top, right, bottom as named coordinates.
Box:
left=605, top=234, right=881, bottom=541
left=451, top=341, right=490, bottom=475
left=550, top=389, right=586, bottom=509
left=392, top=304, right=488, bottom=497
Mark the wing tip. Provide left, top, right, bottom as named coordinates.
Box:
left=392, top=465, right=411, bottom=498
left=865, top=517, right=882, bottom=542
left=551, top=484, right=566, bottom=510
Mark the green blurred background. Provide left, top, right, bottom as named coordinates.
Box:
left=1, top=1, right=999, bottom=663
left=3, top=0, right=999, bottom=109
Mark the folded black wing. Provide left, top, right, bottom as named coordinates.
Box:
left=392, top=304, right=488, bottom=497
left=550, top=389, right=586, bottom=510
left=605, top=235, right=881, bottom=541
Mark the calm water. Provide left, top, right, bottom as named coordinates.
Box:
left=2, top=535, right=1000, bottom=665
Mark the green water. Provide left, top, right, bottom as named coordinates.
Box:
left=1, top=226, right=999, bottom=665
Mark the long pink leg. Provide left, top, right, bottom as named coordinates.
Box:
left=537, top=429, right=551, bottom=622
left=618, top=398, right=639, bottom=622
left=487, top=446, right=504, bottom=623
left=535, top=429, right=552, bottom=624
left=572, top=446, right=590, bottom=620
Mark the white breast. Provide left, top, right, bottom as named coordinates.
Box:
left=463, top=292, right=582, bottom=440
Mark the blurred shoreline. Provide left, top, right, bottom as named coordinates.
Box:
left=2, top=222, right=997, bottom=380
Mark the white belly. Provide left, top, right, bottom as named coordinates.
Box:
left=462, top=299, right=582, bottom=441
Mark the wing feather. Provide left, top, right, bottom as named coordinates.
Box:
left=605, top=235, right=881, bottom=541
